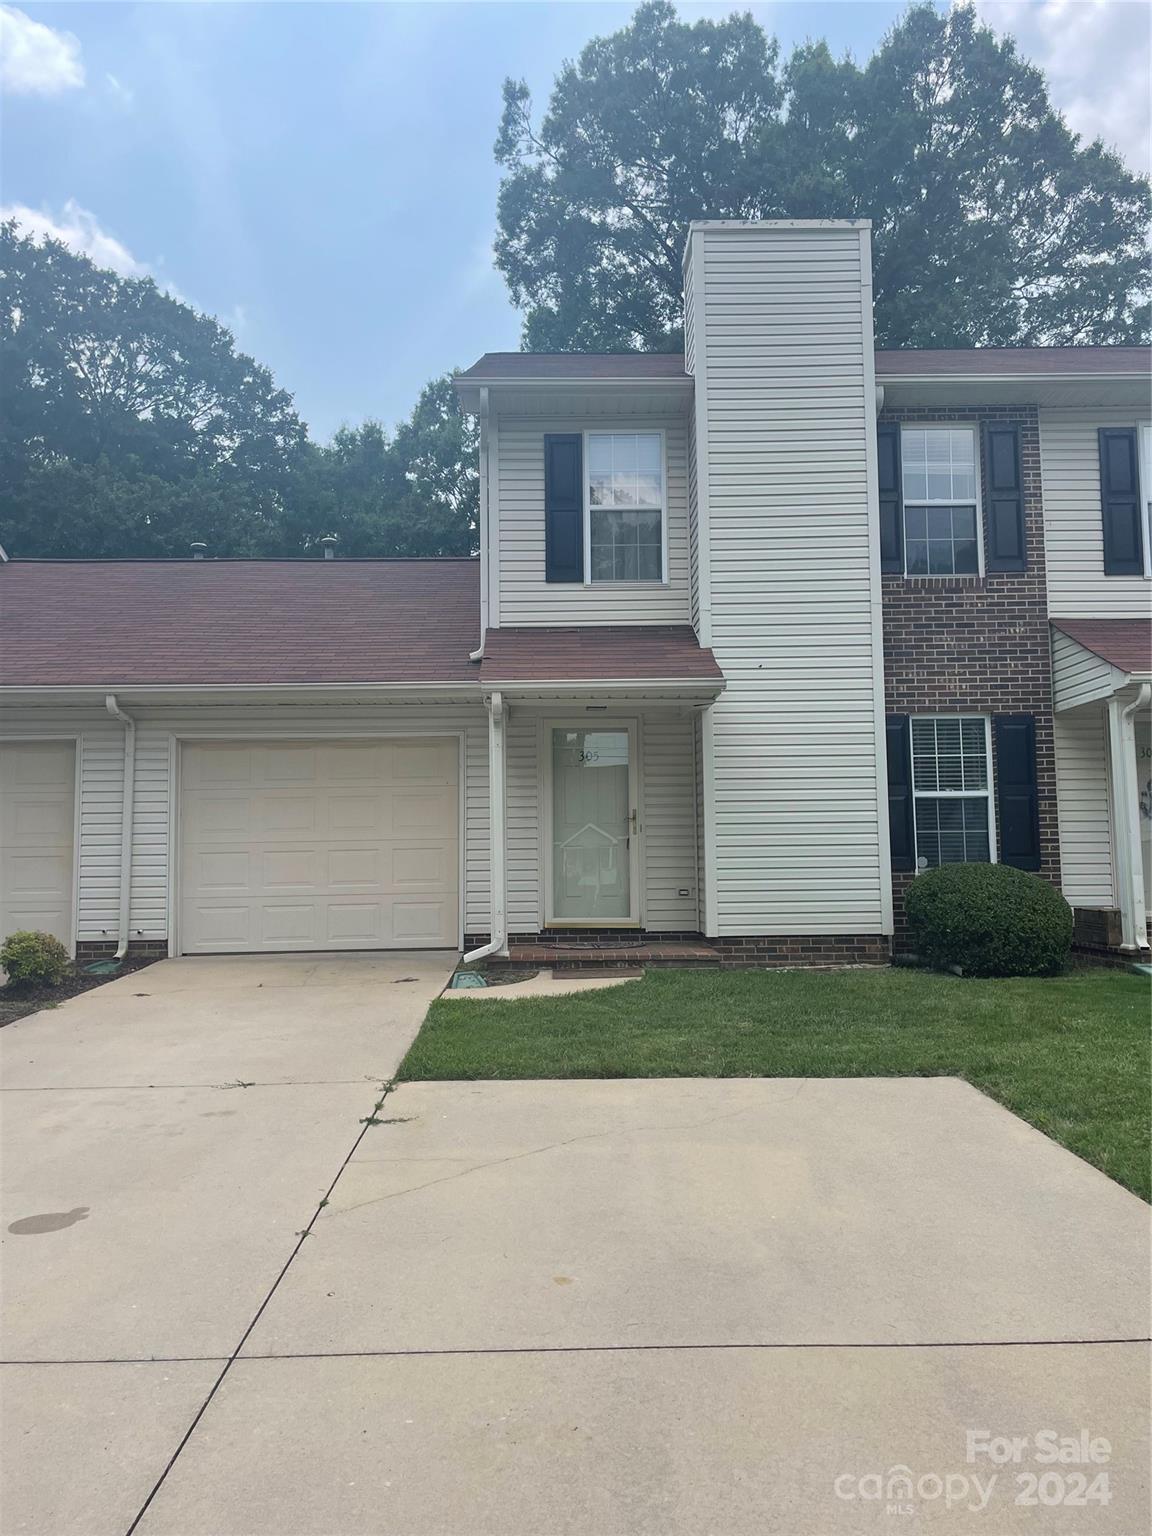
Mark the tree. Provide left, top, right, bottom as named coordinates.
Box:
left=495, top=1, right=1152, bottom=351
left=0, top=220, right=306, bottom=485
left=0, top=222, right=478, bottom=558
left=282, top=376, right=478, bottom=558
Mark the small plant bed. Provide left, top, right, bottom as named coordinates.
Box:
left=400, top=966, right=1151, bottom=1199
left=0, top=958, right=157, bottom=1028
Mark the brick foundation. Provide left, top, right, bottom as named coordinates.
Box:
left=880, top=405, right=1061, bottom=942
left=75, top=939, right=169, bottom=962
left=470, top=932, right=891, bottom=971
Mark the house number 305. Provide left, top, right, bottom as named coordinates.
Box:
left=579, top=750, right=601, bottom=762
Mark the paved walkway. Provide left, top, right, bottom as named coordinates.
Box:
left=2, top=961, right=1149, bottom=1533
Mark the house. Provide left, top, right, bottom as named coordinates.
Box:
left=1, top=220, right=1148, bottom=967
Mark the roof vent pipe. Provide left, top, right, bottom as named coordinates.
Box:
left=320, top=535, right=338, bottom=560
left=190, top=542, right=207, bottom=560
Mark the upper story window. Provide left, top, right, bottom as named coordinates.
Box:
left=901, top=427, right=980, bottom=576
left=587, top=433, right=664, bottom=583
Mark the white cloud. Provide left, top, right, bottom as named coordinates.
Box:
left=2, top=198, right=150, bottom=278
left=0, top=4, right=83, bottom=96
left=973, top=0, right=1151, bottom=174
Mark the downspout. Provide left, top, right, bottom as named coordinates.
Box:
left=469, top=386, right=490, bottom=663
left=463, top=690, right=508, bottom=963
left=105, top=694, right=136, bottom=960
left=1110, top=683, right=1151, bottom=950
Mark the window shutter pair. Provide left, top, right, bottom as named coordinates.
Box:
left=875, top=422, right=1027, bottom=573
left=885, top=714, right=1041, bottom=871
left=544, top=434, right=583, bottom=583
left=1098, top=428, right=1144, bottom=576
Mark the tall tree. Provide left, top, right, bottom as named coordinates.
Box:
left=495, top=1, right=1152, bottom=351
left=285, top=377, right=478, bottom=558
left=0, top=223, right=478, bottom=558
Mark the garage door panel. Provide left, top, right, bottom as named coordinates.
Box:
left=0, top=743, right=75, bottom=949
left=180, top=740, right=459, bottom=954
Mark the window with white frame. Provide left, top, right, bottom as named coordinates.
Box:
left=901, top=427, right=980, bottom=576
left=911, top=716, right=993, bottom=866
left=587, top=432, right=663, bottom=582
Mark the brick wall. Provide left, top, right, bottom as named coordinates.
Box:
left=880, top=405, right=1060, bottom=943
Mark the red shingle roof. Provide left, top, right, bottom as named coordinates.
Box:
left=457, top=353, right=689, bottom=381
left=457, top=346, right=1148, bottom=383
left=480, top=627, right=723, bottom=686
left=874, top=346, right=1149, bottom=377
left=0, top=560, right=481, bottom=686
left=1053, top=620, right=1152, bottom=677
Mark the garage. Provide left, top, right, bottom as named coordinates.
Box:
left=179, top=738, right=460, bottom=954
left=0, top=741, right=76, bottom=950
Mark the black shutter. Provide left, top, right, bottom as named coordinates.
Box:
left=544, top=433, right=583, bottom=583
left=994, top=714, right=1041, bottom=871
left=877, top=424, right=903, bottom=574
left=1098, top=428, right=1144, bottom=576
left=886, top=715, right=915, bottom=871
left=983, top=422, right=1026, bottom=572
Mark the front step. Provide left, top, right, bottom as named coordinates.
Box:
left=506, top=939, right=722, bottom=973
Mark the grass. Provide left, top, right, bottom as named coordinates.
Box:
left=399, top=966, right=1152, bottom=1199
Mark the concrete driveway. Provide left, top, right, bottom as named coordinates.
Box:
left=0, top=950, right=456, bottom=1533
left=3, top=971, right=1150, bottom=1534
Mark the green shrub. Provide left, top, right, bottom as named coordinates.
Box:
left=904, top=863, right=1073, bottom=978
left=1, top=930, right=70, bottom=988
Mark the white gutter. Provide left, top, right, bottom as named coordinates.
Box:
left=469, top=387, right=489, bottom=663
left=1108, top=683, right=1152, bottom=951
left=463, top=690, right=508, bottom=964
left=105, top=693, right=137, bottom=960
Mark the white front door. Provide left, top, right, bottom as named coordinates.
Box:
left=179, top=738, right=459, bottom=953
left=548, top=724, right=637, bottom=924
left=0, top=741, right=76, bottom=950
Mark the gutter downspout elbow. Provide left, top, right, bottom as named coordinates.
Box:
left=105, top=693, right=136, bottom=960
left=463, top=690, right=508, bottom=965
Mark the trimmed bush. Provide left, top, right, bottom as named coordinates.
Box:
left=1, top=930, right=70, bottom=988
left=904, top=863, right=1072, bottom=978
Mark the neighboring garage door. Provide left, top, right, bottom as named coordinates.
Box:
left=0, top=741, right=76, bottom=949
left=179, top=739, right=459, bottom=954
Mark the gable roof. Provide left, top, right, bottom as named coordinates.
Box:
left=0, top=560, right=481, bottom=687
left=1052, top=619, right=1152, bottom=678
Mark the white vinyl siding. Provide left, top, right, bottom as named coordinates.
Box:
left=495, top=416, right=691, bottom=625
left=1040, top=407, right=1152, bottom=617
left=1, top=703, right=491, bottom=946
left=686, top=222, right=889, bottom=934
left=1051, top=629, right=1129, bottom=712
left=1054, top=707, right=1115, bottom=907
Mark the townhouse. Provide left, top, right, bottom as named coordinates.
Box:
left=1, top=221, right=1148, bottom=966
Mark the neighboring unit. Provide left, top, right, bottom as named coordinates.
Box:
left=1, top=221, right=1148, bottom=964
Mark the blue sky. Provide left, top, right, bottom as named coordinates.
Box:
left=2, top=2, right=1148, bottom=441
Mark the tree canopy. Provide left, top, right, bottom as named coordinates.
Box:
left=0, top=222, right=477, bottom=559
left=495, top=1, right=1152, bottom=351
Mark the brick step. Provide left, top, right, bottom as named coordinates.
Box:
left=507, top=940, right=722, bottom=971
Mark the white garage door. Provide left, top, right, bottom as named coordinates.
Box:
left=0, top=741, right=76, bottom=950
left=179, top=739, right=459, bottom=954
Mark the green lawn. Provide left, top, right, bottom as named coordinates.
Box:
left=399, top=966, right=1151, bottom=1199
